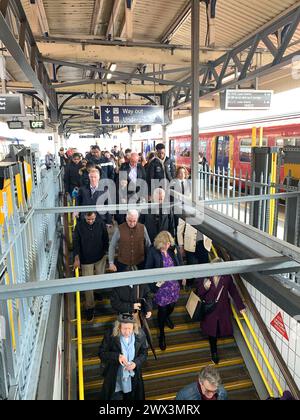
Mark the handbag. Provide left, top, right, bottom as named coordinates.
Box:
left=186, top=286, right=224, bottom=322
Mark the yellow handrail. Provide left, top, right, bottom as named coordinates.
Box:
left=72, top=198, right=85, bottom=400
left=268, top=152, right=277, bottom=236
left=67, top=201, right=73, bottom=247
left=75, top=267, right=85, bottom=401
left=242, top=311, right=283, bottom=396
left=231, top=304, right=274, bottom=397
left=211, top=245, right=283, bottom=397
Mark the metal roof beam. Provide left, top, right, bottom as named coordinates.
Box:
left=55, top=82, right=169, bottom=95
left=164, top=5, right=300, bottom=109
left=37, top=41, right=222, bottom=66
left=41, top=58, right=190, bottom=87
left=0, top=0, right=57, bottom=120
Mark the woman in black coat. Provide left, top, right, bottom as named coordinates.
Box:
left=98, top=314, right=148, bottom=400
left=110, top=284, right=152, bottom=319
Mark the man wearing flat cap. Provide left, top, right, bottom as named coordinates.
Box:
left=98, top=313, right=148, bottom=400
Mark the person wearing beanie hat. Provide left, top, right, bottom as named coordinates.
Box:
left=98, top=313, right=148, bottom=400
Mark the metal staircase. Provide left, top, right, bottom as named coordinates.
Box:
left=80, top=291, right=258, bottom=400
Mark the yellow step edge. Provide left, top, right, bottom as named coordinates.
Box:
left=82, top=338, right=235, bottom=367
left=84, top=357, right=244, bottom=391
left=149, top=379, right=254, bottom=400
left=79, top=290, right=190, bottom=310
left=81, top=305, right=188, bottom=325
left=82, top=322, right=200, bottom=345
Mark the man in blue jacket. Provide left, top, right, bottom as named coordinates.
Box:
left=176, top=366, right=228, bottom=400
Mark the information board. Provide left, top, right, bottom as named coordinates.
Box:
left=221, top=90, right=273, bottom=110
left=0, top=94, right=25, bottom=116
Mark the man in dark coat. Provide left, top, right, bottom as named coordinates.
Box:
left=88, top=145, right=115, bottom=180
left=77, top=168, right=113, bottom=226
left=73, top=211, right=109, bottom=321
left=146, top=143, right=175, bottom=194
left=110, top=284, right=152, bottom=319
left=64, top=153, right=83, bottom=196
left=98, top=313, right=148, bottom=400
left=141, top=187, right=175, bottom=243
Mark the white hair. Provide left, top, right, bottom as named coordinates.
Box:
left=153, top=187, right=165, bottom=200
left=126, top=209, right=139, bottom=219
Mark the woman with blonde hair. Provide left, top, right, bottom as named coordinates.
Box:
left=145, top=231, right=184, bottom=351
left=98, top=313, right=148, bottom=400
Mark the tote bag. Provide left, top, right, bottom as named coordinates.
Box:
left=185, top=291, right=203, bottom=321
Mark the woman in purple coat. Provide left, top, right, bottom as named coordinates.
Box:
left=197, top=258, right=246, bottom=365
left=145, top=231, right=184, bottom=351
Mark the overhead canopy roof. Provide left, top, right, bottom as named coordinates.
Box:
left=1, top=0, right=300, bottom=133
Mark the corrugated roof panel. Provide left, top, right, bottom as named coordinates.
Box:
left=133, top=0, right=188, bottom=42
left=173, top=0, right=300, bottom=47
left=43, top=0, right=95, bottom=35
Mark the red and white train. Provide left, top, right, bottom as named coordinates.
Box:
left=139, top=112, right=300, bottom=182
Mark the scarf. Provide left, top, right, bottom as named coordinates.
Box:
left=115, top=333, right=136, bottom=394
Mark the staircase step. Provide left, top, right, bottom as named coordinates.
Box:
left=82, top=338, right=235, bottom=367
left=82, top=330, right=205, bottom=359
left=81, top=305, right=189, bottom=326
left=84, top=356, right=244, bottom=391
left=82, top=321, right=200, bottom=345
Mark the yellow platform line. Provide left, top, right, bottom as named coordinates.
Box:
left=84, top=357, right=244, bottom=391
left=150, top=379, right=254, bottom=400
left=82, top=322, right=200, bottom=345
left=82, top=338, right=235, bottom=367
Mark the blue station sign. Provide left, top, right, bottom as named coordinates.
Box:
left=99, top=105, right=164, bottom=125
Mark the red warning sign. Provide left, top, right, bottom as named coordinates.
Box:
left=270, top=312, right=289, bottom=341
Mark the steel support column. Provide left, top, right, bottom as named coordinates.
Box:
left=191, top=0, right=200, bottom=203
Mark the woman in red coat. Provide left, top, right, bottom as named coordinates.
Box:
left=196, top=262, right=246, bottom=365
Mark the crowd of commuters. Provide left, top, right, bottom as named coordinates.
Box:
left=58, top=142, right=248, bottom=401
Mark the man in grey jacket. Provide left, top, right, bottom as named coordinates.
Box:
left=176, top=366, right=228, bottom=400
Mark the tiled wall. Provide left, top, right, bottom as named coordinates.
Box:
left=241, top=280, right=300, bottom=396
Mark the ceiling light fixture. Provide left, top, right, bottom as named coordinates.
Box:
left=110, top=63, right=117, bottom=72
left=107, top=73, right=113, bottom=80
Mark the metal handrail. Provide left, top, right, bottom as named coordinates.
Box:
left=72, top=201, right=84, bottom=401
left=215, top=245, right=300, bottom=399
left=231, top=305, right=275, bottom=397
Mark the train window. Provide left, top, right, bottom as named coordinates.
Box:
left=179, top=142, right=191, bottom=157
left=199, top=139, right=207, bottom=156
left=282, top=138, right=300, bottom=147
left=276, top=138, right=284, bottom=147
left=240, top=138, right=252, bottom=163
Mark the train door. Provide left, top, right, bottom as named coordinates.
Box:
left=215, top=136, right=230, bottom=170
